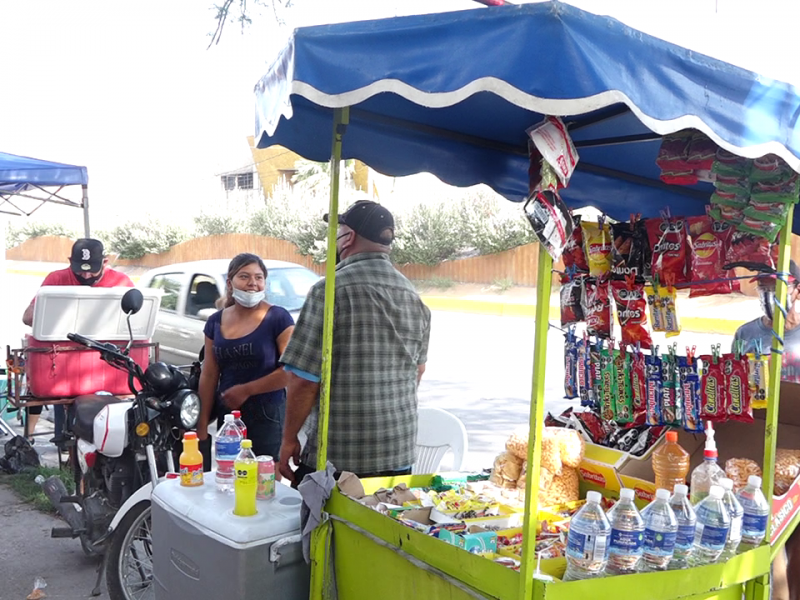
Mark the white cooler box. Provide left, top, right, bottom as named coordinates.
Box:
left=152, top=476, right=310, bottom=600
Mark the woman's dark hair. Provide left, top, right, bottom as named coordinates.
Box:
left=224, top=253, right=268, bottom=308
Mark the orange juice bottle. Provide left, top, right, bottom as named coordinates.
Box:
left=179, top=432, right=204, bottom=487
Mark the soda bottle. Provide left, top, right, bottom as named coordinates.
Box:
left=668, top=483, right=696, bottom=569
left=652, top=431, right=690, bottom=493
left=640, top=489, right=678, bottom=571
left=605, top=488, right=645, bottom=575
left=215, top=414, right=243, bottom=494
left=719, top=478, right=743, bottom=558
left=234, top=439, right=258, bottom=517
left=693, top=485, right=730, bottom=564
left=564, top=491, right=611, bottom=581
left=179, top=431, right=204, bottom=487
left=231, top=410, right=247, bottom=438
left=690, top=422, right=724, bottom=504
left=737, top=475, right=770, bottom=549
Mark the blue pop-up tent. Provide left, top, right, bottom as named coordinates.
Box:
left=254, top=1, right=800, bottom=232
left=0, top=151, right=90, bottom=235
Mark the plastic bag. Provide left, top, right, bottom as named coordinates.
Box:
left=560, top=276, right=584, bottom=326
left=647, top=216, right=689, bottom=284
left=523, top=190, right=575, bottom=261
left=687, top=214, right=740, bottom=297
left=724, top=353, right=753, bottom=423
left=611, top=279, right=652, bottom=349
left=562, top=214, right=589, bottom=273
left=775, top=449, right=800, bottom=496
left=527, top=116, right=580, bottom=189
left=27, top=578, right=47, bottom=600
left=582, top=220, right=613, bottom=278
left=611, top=220, right=647, bottom=279
left=700, top=349, right=727, bottom=422
left=583, top=279, right=612, bottom=339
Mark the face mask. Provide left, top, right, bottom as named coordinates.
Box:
left=75, top=270, right=103, bottom=286
left=232, top=288, right=265, bottom=308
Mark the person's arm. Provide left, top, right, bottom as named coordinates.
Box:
left=416, top=304, right=432, bottom=386
left=22, top=299, right=35, bottom=326
left=222, top=326, right=295, bottom=407
left=197, top=336, right=219, bottom=441
left=417, top=363, right=426, bottom=385
left=279, top=371, right=321, bottom=482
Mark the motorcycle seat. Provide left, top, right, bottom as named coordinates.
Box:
left=70, top=395, right=124, bottom=443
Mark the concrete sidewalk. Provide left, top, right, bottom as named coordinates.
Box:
left=7, top=261, right=760, bottom=335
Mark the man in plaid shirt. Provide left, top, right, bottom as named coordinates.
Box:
left=279, top=200, right=431, bottom=484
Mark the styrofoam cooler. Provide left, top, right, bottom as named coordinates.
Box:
left=152, top=476, right=310, bottom=600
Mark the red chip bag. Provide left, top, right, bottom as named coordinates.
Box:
left=723, top=354, right=753, bottom=423
left=563, top=215, right=589, bottom=273
left=726, top=232, right=777, bottom=268
left=560, top=276, right=584, bottom=326
left=611, top=279, right=652, bottom=349
left=700, top=353, right=727, bottom=422
left=646, top=216, right=689, bottom=284
left=582, top=279, right=612, bottom=339
left=687, top=215, right=740, bottom=297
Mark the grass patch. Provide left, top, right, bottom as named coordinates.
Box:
left=492, top=277, right=514, bottom=293
left=0, top=466, right=74, bottom=513
left=414, top=277, right=456, bottom=291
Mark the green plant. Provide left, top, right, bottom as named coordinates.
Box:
left=391, top=202, right=466, bottom=266
left=414, top=277, right=455, bottom=291
left=101, top=219, right=188, bottom=259
left=492, top=277, right=514, bottom=293
left=193, top=213, right=245, bottom=236
left=5, top=221, right=79, bottom=249
left=2, top=466, right=75, bottom=513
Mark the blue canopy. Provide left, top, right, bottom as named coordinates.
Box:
left=0, top=151, right=88, bottom=193
left=254, top=1, right=800, bottom=232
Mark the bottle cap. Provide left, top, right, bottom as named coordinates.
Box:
left=656, top=488, right=670, bottom=501
left=748, top=475, right=763, bottom=488
left=224, top=414, right=234, bottom=422
left=673, top=484, right=689, bottom=496
left=720, top=478, right=733, bottom=491
left=184, top=431, right=197, bottom=440
left=709, top=485, right=723, bottom=499
left=241, top=439, right=253, bottom=449
left=232, top=410, right=241, bottom=418
left=666, top=431, right=678, bottom=442
left=620, top=488, right=635, bottom=500
left=166, top=472, right=179, bottom=480
left=704, top=421, right=718, bottom=458
left=586, top=491, right=602, bottom=504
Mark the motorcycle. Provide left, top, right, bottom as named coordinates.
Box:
left=40, top=288, right=202, bottom=600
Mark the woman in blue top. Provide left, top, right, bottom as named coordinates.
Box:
left=197, top=253, right=294, bottom=460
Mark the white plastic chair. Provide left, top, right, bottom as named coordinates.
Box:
left=413, top=407, right=468, bottom=474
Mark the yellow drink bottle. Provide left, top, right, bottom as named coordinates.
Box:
left=233, top=439, right=258, bottom=516
left=179, top=432, right=204, bottom=487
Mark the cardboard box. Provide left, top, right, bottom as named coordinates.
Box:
left=578, top=428, right=665, bottom=495
left=437, top=526, right=497, bottom=555
left=595, top=382, right=800, bottom=543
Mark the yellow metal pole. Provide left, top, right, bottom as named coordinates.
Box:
left=763, top=204, right=793, bottom=541
left=518, top=245, right=553, bottom=600
left=309, top=106, right=350, bottom=600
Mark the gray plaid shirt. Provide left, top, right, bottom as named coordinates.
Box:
left=281, top=252, right=431, bottom=474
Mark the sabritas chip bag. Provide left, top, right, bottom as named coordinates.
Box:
left=581, top=220, right=612, bottom=278
left=687, top=214, right=740, bottom=298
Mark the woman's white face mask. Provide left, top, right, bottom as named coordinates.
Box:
left=232, top=288, right=265, bottom=308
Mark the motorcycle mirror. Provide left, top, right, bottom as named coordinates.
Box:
left=121, top=289, right=144, bottom=315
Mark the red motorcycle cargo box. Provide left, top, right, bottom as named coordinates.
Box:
left=25, top=336, right=150, bottom=398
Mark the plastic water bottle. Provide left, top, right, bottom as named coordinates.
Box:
left=668, top=484, right=697, bottom=569
left=231, top=410, right=247, bottom=438
left=693, top=485, right=730, bottom=564
left=564, top=491, right=611, bottom=581
left=640, top=488, right=678, bottom=571
left=652, top=431, right=690, bottom=493
left=719, top=478, right=743, bottom=557
left=737, top=475, right=770, bottom=549
left=215, top=414, right=242, bottom=493
left=605, top=488, right=645, bottom=575
left=690, top=422, right=724, bottom=505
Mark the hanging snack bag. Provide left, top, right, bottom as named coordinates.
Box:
left=590, top=343, right=604, bottom=410
left=583, top=279, right=612, bottom=339
left=660, top=351, right=682, bottom=427
left=611, top=220, right=644, bottom=279
left=700, top=348, right=727, bottom=422
left=523, top=190, right=575, bottom=261
left=562, top=215, right=590, bottom=273
left=712, top=149, right=753, bottom=179
left=630, top=349, right=648, bottom=413
left=560, top=274, right=584, bottom=326
left=577, top=338, right=592, bottom=408
left=611, top=278, right=652, bottom=349
left=614, top=350, right=634, bottom=424
left=582, top=220, right=613, bottom=278
left=564, top=329, right=579, bottom=399
left=737, top=214, right=783, bottom=243
left=646, top=215, right=689, bottom=284
left=726, top=231, right=776, bottom=267
left=678, top=354, right=703, bottom=433
left=645, top=283, right=665, bottom=332
left=687, top=214, right=740, bottom=297
left=645, top=352, right=663, bottom=427
left=749, top=154, right=794, bottom=183
left=748, top=351, right=769, bottom=410
left=599, top=346, right=617, bottom=422
left=658, top=284, right=681, bottom=337
left=724, top=352, right=753, bottom=423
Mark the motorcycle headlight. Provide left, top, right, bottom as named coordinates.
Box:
left=178, top=392, right=201, bottom=429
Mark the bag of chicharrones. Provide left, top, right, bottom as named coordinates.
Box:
left=489, top=451, right=524, bottom=489
left=539, top=467, right=580, bottom=506
left=775, top=449, right=800, bottom=495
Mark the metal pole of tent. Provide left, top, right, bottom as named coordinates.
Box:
left=518, top=245, right=552, bottom=600
left=82, top=184, right=90, bottom=237
left=309, top=106, right=349, bottom=600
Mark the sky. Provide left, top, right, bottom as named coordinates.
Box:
left=1, top=0, right=800, bottom=231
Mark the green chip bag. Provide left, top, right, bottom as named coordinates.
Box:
left=600, top=347, right=616, bottom=422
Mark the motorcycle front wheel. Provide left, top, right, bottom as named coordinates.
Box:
left=106, top=501, right=154, bottom=600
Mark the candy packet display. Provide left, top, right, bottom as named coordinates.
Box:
left=658, top=284, right=681, bottom=337
left=564, top=329, right=579, bottom=399
left=646, top=215, right=689, bottom=284
left=590, top=343, right=604, bottom=409
left=582, top=220, right=612, bottom=278
left=660, top=348, right=682, bottom=427
left=644, top=283, right=665, bottom=332
left=700, top=346, right=726, bottom=422
left=630, top=348, right=648, bottom=414
left=577, top=338, right=592, bottom=408
left=562, top=214, right=590, bottom=273
left=724, top=348, right=753, bottom=423
left=687, top=214, right=740, bottom=297
left=583, top=279, right=612, bottom=339
left=611, top=278, right=652, bottom=349
left=560, top=274, right=584, bottom=326
left=645, top=351, right=663, bottom=427
left=748, top=349, right=769, bottom=410
left=678, top=352, right=703, bottom=433
left=613, top=349, right=634, bottom=423
left=599, top=346, right=616, bottom=422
